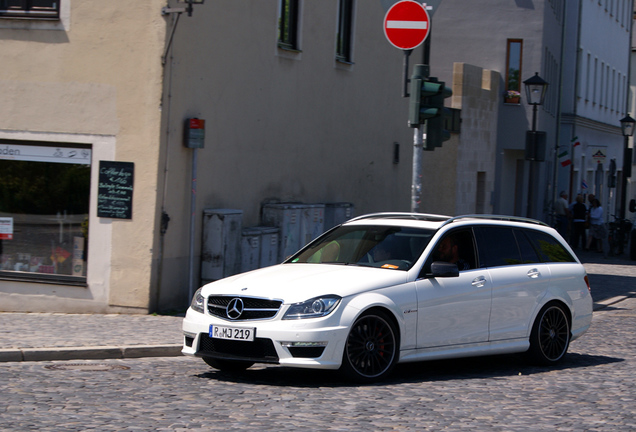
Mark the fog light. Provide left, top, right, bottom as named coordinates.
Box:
left=280, top=341, right=328, bottom=359
left=280, top=341, right=328, bottom=348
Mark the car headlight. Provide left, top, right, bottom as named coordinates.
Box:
left=190, top=287, right=205, bottom=314
left=283, top=295, right=341, bottom=320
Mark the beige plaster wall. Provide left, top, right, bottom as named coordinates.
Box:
left=154, top=0, right=416, bottom=307
left=0, top=0, right=167, bottom=312
left=419, top=63, right=499, bottom=216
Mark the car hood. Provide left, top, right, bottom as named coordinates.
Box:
left=200, top=263, right=408, bottom=303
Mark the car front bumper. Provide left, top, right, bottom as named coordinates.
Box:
left=182, top=308, right=350, bottom=370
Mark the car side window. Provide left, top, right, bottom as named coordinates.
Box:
left=422, top=228, right=477, bottom=276
left=513, top=229, right=541, bottom=264
left=474, top=226, right=522, bottom=268
left=524, top=229, right=576, bottom=263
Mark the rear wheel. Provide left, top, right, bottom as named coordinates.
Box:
left=202, top=357, right=254, bottom=372
left=528, top=303, right=570, bottom=365
left=340, top=310, right=398, bottom=383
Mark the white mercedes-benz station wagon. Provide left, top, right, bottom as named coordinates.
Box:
left=182, top=213, right=593, bottom=382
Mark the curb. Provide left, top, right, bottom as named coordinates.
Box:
left=0, top=344, right=183, bottom=363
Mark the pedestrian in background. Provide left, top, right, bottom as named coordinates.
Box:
left=586, top=198, right=604, bottom=252
left=555, top=191, right=570, bottom=239
left=570, top=195, right=587, bottom=249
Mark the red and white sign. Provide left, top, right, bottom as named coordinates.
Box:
left=0, top=217, right=13, bottom=240
left=384, top=1, right=430, bottom=50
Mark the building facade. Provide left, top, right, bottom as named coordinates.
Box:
left=4, top=0, right=630, bottom=315
left=427, top=0, right=633, bottom=224
left=0, top=1, right=427, bottom=313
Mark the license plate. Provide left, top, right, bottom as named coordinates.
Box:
left=209, top=324, right=255, bottom=342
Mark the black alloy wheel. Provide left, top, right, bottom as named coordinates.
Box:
left=529, top=303, right=571, bottom=364
left=341, top=311, right=398, bottom=382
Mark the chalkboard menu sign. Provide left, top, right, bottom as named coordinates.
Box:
left=97, top=161, right=134, bottom=219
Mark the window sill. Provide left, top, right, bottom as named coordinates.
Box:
left=0, top=271, right=87, bottom=287
left=336, top=58, right=354, bottom=66
left=277, top=44, right=302, bottom=54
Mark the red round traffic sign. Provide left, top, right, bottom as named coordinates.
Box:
left=384, top=1, right=430, bottom=50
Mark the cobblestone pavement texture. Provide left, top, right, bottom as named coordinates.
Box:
left=0, top=250, right=634, bottom=430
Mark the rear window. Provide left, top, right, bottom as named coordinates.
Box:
left=524, top=229, right=576, bottom=263
left=475, top=225, right=576, bottom=268
left=474, top=226, right=522, bottom=268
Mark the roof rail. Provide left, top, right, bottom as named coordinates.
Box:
left=440, top=214, right=549, bottom=228
left=348, top=212, right=451, bottom=223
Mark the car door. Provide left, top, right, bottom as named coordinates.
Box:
left=415, top=228, right=492, bottom=348
left=474, top=226, right=551, bottom=341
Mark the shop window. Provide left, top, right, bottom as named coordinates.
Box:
left=0, top=141, right=91, bottom=285
left=0, top=0, right=60, bottom=19
left=504, top=39, right=523, bottom=104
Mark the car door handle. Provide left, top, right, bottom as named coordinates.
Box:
left=471, top=276, right=487, bottom=288
left=527, top=268, right=541, bottom=278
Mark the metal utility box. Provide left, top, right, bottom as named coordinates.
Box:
left=261, top=203, right=304, bottom=262
left=324, top=202, right=355, bottom=230
left=300, top=204, right=325, bottom=246
left=255, top=226, right=279, bottom=268
left=201, top=209, right=242, bottom=283
left=240, top=227, right=261, bottom=273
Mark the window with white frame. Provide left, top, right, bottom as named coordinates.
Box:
left=0, top=141, right=90, bottom=284
left=0, top=0, right=60, bottom=19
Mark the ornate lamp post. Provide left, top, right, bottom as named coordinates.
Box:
left=523, top=72, right=549, bottom=219
left=619, top=115, right=635, bottom=220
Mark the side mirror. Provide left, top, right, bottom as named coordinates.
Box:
left=430, top=261, right=459, bottom=278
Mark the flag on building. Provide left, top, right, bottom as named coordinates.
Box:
left=559, top=150, right=571, bottom=167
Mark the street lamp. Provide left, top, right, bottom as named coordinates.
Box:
left=619, top=115, right=635, bottom=220
left=523, top=72, right=549, bottom=218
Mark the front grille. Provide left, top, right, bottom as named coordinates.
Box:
left=207, top=295, right=283, bottom=321
left=198, top=333, right=279, bottom=363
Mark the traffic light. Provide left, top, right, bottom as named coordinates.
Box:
left=408, top=64, right=452, bottom=150
left=408, top=66, right=442, bottom=127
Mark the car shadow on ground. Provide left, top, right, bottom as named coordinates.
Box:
left=193, top=352, right=623, bottom=388
left=588, top=273, right=636, bottom=304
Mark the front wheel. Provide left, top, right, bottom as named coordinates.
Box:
left=528, top=303, right=570, bottom=365
left=340, top=310, right=399, bottom=383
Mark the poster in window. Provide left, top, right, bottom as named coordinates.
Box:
left=97, top=161, right=134, bottom=219
left=0, top=217, right=13, bottom=240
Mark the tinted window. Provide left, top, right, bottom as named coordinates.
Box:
left=524, top=230, right=576, bottom=263
left=475, top=226, right=522, bottom=268
left=514, top=230, right=541, bottom=264
left=423, top=229, right=477, bottom=274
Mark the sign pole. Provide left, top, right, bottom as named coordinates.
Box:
left=402, top=49, right=413, bottom=98
left=384, top=1, right=433, bottom=213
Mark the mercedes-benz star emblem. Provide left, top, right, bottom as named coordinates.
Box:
left=226, top=298, right=244, bottom=320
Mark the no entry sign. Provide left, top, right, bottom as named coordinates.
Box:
left=384, top=1, right=430, bottom=50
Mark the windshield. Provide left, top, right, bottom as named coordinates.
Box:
left=289, top=225, right=435, bottom=270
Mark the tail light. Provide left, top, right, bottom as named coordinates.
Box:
left=584, top=274, right=591, bottom=293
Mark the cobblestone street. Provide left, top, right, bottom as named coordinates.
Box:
left=0, top=252, right=635, bottom=431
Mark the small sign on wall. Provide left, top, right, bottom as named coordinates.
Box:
left=184, top=118, right=205, bottom=148
left=0, top=217, right=13, bottom=240
left=97, top=161, right=134, bottom=219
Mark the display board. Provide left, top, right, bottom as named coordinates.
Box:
left=97, top=161, right=134, bottom=219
